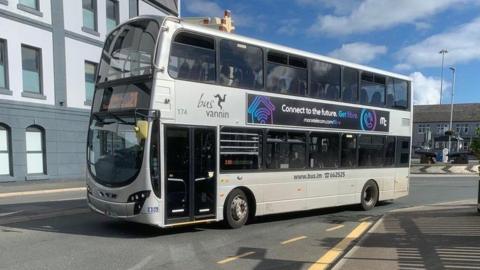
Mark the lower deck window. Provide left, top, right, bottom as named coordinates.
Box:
left=266, top=131, right=306, bottom=169
left=218, top=126, right=408, bottom=172
left=358, top=135, right=385, bottom=167
left=309, top=133, right=339, bottom=168
left=220, top=128, right=262, bottom=170
left=341, top=134, right=357, bottom=167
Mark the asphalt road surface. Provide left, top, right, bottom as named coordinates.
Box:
left=0, top=176, right=477, bottom=270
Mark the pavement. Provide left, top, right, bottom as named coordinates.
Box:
left=0, top=176, right=478, bottom=270
left=335, top=200, right=480, bottom=270
left=0, top=179, right=86, bottom=225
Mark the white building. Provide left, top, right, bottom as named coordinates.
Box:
left=0, top=0, right=179, bottom=181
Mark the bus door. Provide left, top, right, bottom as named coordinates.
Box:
left=165, top=126, right=216, bottom=224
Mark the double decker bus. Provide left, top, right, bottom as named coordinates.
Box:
left=86, top=15, right=412, bottom=228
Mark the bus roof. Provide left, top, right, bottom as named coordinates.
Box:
left=163, top=17, right=411, bottom=82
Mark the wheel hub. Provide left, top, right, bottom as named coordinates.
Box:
left=231, top=196, right=248, bottom=221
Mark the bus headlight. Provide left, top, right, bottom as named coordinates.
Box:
left=127, top=191, right=151, bottom=215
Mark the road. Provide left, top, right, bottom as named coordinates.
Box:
left=0, top=176, right=478, bottom=270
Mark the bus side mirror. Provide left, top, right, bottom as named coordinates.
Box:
left=134, top=120, right=149, bottom=140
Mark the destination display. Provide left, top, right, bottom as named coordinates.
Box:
left=246, top=94, right=390, bottom=132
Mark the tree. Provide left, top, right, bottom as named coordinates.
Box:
left=471, top=127, right=480, bottom=160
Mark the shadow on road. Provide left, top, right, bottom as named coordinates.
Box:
left=341, top=204, right=480, bottom=270
left=0, top=199, right=394, bottom=240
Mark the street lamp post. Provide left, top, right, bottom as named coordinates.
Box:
left=439, top=49, right=448, bottom=104
left=448, top=66, right=456, bottom=153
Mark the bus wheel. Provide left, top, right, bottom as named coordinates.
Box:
left=360, top=180, right=379, bottom=211
left=224, top=189, right=249, bottom=229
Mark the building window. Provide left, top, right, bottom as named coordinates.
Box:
left=21, top=45, right=42, bottom=94
left=19, top=0, right=39, bottom=10
left=25, top=126, right=46, bottom=175
left=85, top=61, right=97, bottom=103
left=437, top=124, right=448, bottom=135
left=106, top=0, right=119, bottom=33
left=455, top=124, right=469, bottom=135
left=0, top=124, right=11, bottom=176
left=0, top=39, right=7, bottom=89
left=418, top=124, right=430, bottom=134
left=83, top=0, right=97, bottom=31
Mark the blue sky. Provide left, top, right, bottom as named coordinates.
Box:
left=182, top=0, right=480, bottom=105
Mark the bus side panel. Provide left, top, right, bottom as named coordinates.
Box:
left=394, top=167, right=410, bottom=199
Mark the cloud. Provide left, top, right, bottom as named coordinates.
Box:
left=393, top=63, right=413, bottom=72
left=411, top=72, right=451, bottom=105
left=397, top=17, right=480, bottom=68
left=328, top=42, right=387, bottom=64
left=277, top=19, right=301, bottom=36
left=296, top=0, right=360, bottom=15
left=185, top=0, right=224, bottom=18
left=308, top=0, right=466, bottom=36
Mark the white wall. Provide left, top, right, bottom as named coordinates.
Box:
left=63, top=0, right=130, bottom=41
left=65, top=38, right=102, bottom=109
left=0, top=0, right=52, bottom=25
left=0, top=17, right=54, bottom=105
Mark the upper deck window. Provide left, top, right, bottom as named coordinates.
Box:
left=266, top=51, right=307, bottom=96
left=168, top=32, right=216, bottom=83
left=310, top=60, right=340, bottom=100
left=387, top=78, right=409, bottom=110
left=97, top=19, right=159, bottom=83
left=341, top=67, right=358, bottom=103
left=360, top=72, right=386, bottom=107
left=219, top=40, right=263, bottom=90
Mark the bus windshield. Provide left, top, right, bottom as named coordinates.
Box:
left=97, top=18, right=160, bottom=83
left=87, top=114, right=144, bottom=187
left=87, top=80, right=153, bottom=187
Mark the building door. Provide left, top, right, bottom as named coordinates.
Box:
left=165, top=126, right=216, bottom=224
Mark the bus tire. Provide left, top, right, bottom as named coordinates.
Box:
left=224, top=189, right=249, bottom=229
left=360, top=180, right=379, bottom=211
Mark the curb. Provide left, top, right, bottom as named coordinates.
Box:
left=331, top=216, right=384, bottom=270
left=410, top=164, right=479, bottom=175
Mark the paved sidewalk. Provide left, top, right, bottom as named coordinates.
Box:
left=0, top=178, right=85, bottom=194
left=0, top=179, right=87, bottom=225
left=335, top=200, right=480, bottom=270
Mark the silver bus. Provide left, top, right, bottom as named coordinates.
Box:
left=86, top=15, right=412, bottom=228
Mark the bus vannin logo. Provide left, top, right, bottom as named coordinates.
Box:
left=197, top=93, right=229, bottom=119
left=214, top=94, right=226, bottom=109
left=360, top=109, right=377, bottom=131
left=247, top=96, right=276, bottom=124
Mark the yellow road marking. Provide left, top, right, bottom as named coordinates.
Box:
left=0, top=187, right=86, bottom=198
left=309, top=222, right=372, bottom=270
left=326, top=224, right=344, bottom=232
left=217, top=251, right=256, bottom=264
left=358, top=216, right=371, bottom=222
left=281, top=235, right=307, bottom=245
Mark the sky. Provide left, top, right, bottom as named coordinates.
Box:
left=181, top=0, right=480, bottom=105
